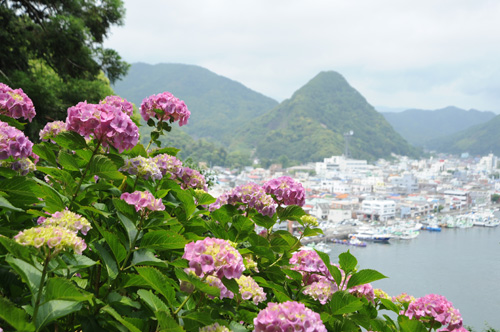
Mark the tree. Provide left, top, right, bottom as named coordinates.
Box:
left=0, top=0, right=129, bottom=137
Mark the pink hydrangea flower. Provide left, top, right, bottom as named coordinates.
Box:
left=37, top=209, right=92, bottom=235
left=404, top=294, right=465, bottom=331
left=0, top=120, right=36, bottom=160
left=152, top=153, right=183, bottom=179
left=140, top=91, right=190, bottom=126
left=100, top=95, right=134, bottom=117
left=236, top=275, right=266, bottom=304
left=205, top=275, right=234, bottom=300
left=263, top=176, right=306, bottom=206
left=120, top=191, right=165, bottom=213
left=120, top=156, right=162, bottom=180
left=177, top=166, right=207, bottom=190
left=303, top=276, right=337, bottom=304
left=39, top=120, right=68, bottom=142
left=289, top=249, right=333, bottom=283
left=209, top=182, right=276, bottom=217
left=14, top=226, right=87, bottom=254
left=66, top=102, right=139, bottom=152
left=349, top=283, right=375, bottom=304
left=0, top=83, right=36, bottom=122
left=0, top=157, right=36, bottom=175
left=254, top=301, right=327, bottom=332
left=199, top=323, right=232, bottom=332
left=182, top=237, right=245, bottom=280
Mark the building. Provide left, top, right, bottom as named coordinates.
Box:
left=361, top=199, right=396, bottom=221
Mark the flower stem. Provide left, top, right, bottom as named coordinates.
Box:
left=70, top=140, right=101, bottom=207
left=32, top=252, right=51, bottom=327
left=174, top=292, right=194, bottom=316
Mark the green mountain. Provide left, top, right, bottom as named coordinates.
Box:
left=381, top=107, right=496, bottom=147
left=112, top=63, right=278, bottom=144
left=427, top=115, right=500, bottom=155
left=233, top=71, right=421, bottom=162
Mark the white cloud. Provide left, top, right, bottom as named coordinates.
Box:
left=104, top=0, right=500, bottom=111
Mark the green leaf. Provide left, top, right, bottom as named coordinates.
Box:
left=58, top=150, right=81, bottom=171
left=0, top=296, right=35, bottom=331
left=315, top=250, right=343, bottom=287
left=91, top=242, right=119, bottom=280
left=150, top=146, right=180, bottom=157
left=137, top=289, right=169, bottom=312
left=100, top=305, right=142, bottom=332
left=141, top=230, right=187, bottom=251
left=398, top=315, right=428, bottom=332
left=52, top=131, right=88, bottom=150
left=0, top=195, right=24, bottom=211
left=0, top=236, right=35, bottom=261
left=44, top=277, right=92, bottom=302
left=107, top=292, right=141, bottom=309
left=175, top=269, right=220, bottom=298
left=155, top=310, right=185, bottom=331
left=35, top=300, right=82, bottom=330
left=5, top=255, right=42, bottom=296
left=346, top=269, right=387, bottom=289
left=379, top=298, right=401, bottom=313
left=36, top=166, right=76, bottom=196
left=136, top=266, right=177, bottom=308
left=302, top=227, right=323, bottom=237
left=131, top=249, right=168, bottom=268
left=339, top=250, right=358, bottom=274
left=0, top=176, right=42, bottom=206
left=33, top=142, right=57, bottom=167
left=0, top=166, right=18, bottom=178
left=194, top=192, right=216, bottom=205
left=253, top=213, right=276, bottom=229
left=124, top=143, right=148, bottom=158
left=89, top=155, right=124, bottom=180
left=40, top=185, right=66, bottom=213
left=182, top=311, right=214, bottom=327
left=330, top=291, right=364, bottom=315
left=0, top=114, right=25, bottom=130
left=97, top=227, right=127, bottom=264
left=278, top=205, right=306, bottom=221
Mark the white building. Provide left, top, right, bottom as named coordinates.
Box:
left=316, top=156, right=368, bottom=176
left=361, top=199, right=396, bottom=221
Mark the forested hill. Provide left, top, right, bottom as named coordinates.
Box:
left=427, top=114, right=500, bottom=155
left=381, top=107, right=496, bottom=147
left=232, top=71, right=421, bottom=163
left=112, top=63, right=278, bottom=145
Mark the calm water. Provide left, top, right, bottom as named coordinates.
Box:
left=326, top=225, right=500, bottom=330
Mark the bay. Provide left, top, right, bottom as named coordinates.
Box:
left=326, top=225, right=500, bottom=331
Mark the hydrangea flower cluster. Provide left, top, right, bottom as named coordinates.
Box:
left=0, top=83, right=36, bottom=122
left=199, top=323, right=232, bottom=332
left=300, top=215, right=318, bottom=227
left=177, top=166, right=207, bottom=190
left=263, top=176, right=306, bottom=206
left=182, top=237, right=245, bottom=280
left=14, top=226, right=87, bottom=254
left=37, top=209, right=92, bottom=235
left=100, top=95, right=134, bottom=117
left=39, top=120, right=68, bottom=142
left=120, top=156, right=162, bottom=180
left=392, top=292, right=415, bottom=305
left=0, top=157, right=36, bottom=175
left=66, top=102, right=139, bottom=152
left=120, top=191, right=165, bottom=213
left=0, top=121, right=35, bottom=161
left=236, top=275, right=266, bottom=304
left=205, top=275, right=234, bottom=300
left=140, top=91, right=190, bottom=126
left=289, top=249, right=333, bottom=281
left=349, top=283, right=375, bottom=304
left=404, top=294, right=465, bottom=331
left=210, top=183, right=276, bottom=217
left=253, top=301, right=327, bottom=332
left=374, top=288, right=391, bottom=300
left=152, top=153, right=183, bottom=179
left=303, top=276, right=336, bottom=304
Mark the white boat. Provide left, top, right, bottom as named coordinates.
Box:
left=349, top=227, right=392, bottom=242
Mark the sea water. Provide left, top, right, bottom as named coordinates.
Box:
left=326, top=225, right=500, bottom=330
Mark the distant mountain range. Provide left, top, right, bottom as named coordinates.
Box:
left=112, top=62, right=497, bottom=164
left=381, top=107, right=496, bottom=147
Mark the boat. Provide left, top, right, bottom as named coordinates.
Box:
left=349, top=227, right=393, bottom=242
left=421, top=224, right=441, bottom=232
left=392, top=229, right=420, bottom=240
left=333, top=237, right=367, bottom=247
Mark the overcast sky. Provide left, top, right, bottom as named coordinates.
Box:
left=104, top=0, right=500, bottom=112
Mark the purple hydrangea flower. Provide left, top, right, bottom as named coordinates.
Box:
left=0, top=120, right=35, bottom=160
left=253, top=301, right=327, bottom=332
left=404, top=294, right=465, bottom=331
left=120, top=191, right=165, bottom=213
left=120, top=156, right=162, bottom=181
left=182, top=237, right=245, bottom=280
left=0, top=157, right=36, bottom=175
left=152, top=153, right=183, bottom=179
left=177, top=166, right=207, bottom=190
left=140, top=91, right=190, bottom=126
left=263, top=176, right=306, bottom=206
left=199, top=323, right=232, bottom=332
left=0, top=83, right=36, bottom=122
left=210, top=183, right=276, bottom=217
left=100, top=95, right=134, bottom=117
left=39, top=121, right=68, bottom=142
left=66, top=102, right=139, bottom=153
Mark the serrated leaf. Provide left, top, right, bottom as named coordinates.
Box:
left=346, top=269, right=387, bottom=289
left=131, top=249, right=169, bottom=268
left=58, top=150, right=81, bottom=171
left=40, top=185, right=66, bottom=213
left=150, top=147, right=180, bottom=157
left=379, top=298, right=401, bottom=313
left=141, top=230, right=187, bottom=251
left=97, top=227, right=127, bottom=264
left=155, top=310, right=185, bottom=331
left=136, top=266, right=177, bottom=308
left=92, top=242, right=118, bottom=280
left=100, top=305, right=142, bottom=332
left=137, top=289, right=169, bottom=312
left=52, top=131, right=88, bottom=150
left=0, top=176, right=42, bottom=206
left=194, top=192, right=216, bottom=205
left=0, top=236, right=35, bottom=261
left=339, top=250, right=358, bottom=274
left=5, top=255, right=42, bottom=296
left=0, top=296, right=35, bottom=331
left=252, top=213, right=276, bottom=229
left=315, top=250, right=343, bottom=286
left=35, top=300, right=82, bottom=330
left=124, top=143, right=148, bottom=158
left=330, top=291, right=363, bottom=315
left=89, top=155, right=124, bottom=180
left=44, top=277, right=92, bottom=302
left=302, top=227, right=323, bottom=237
left=398, top=315, right=428, bottom=332
left=278, top=205, right=306, bottom=221
left=0, top=114, right=25, bottom=129
left=0, top=195, right=24, bottom=211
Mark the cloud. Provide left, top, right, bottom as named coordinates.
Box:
left=105, top=0, right=500, bottom=111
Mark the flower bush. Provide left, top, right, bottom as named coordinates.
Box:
left=0, top=83, right=470, bottom=331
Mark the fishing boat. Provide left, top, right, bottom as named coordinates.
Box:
left=333, top=237, right=367, bottom=247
